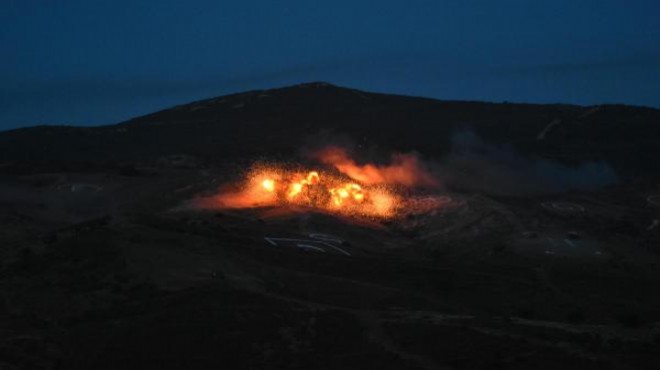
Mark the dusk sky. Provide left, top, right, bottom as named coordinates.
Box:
left=2, top=0, right=659, bottom=130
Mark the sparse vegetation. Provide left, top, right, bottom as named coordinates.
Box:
left=1, top=85, right=659, bottom=369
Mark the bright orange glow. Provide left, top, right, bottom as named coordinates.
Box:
left=307, top=171, right=320, bottom=184
left=261, top=179, right=275, bottom=192
left=288, top=182, right=303, bottom=198
left=213, top=169, right=280, bottom=208
left=370, top=189, right=396, bottom=216
left=212, top=164, right=400, bottom=218
left=314, top=146, right=438, bottom=187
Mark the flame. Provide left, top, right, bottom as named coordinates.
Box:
left=213, top=164, right=398, bottom=218
left=206, top=147, right=444, bottom=218
left=329, top=183, right=364, bottom=207
left=287, top=171, right=320, bottom=199
left=261, top=179, right=275, bottom=192
left=314, top=146, right=438, bottom=188
left=214, top=169, right=280, bottom=208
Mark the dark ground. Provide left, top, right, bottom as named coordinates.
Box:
left=1, top=83, right=659, bottom=369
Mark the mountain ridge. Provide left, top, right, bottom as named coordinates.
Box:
left=1, top=82, right=659, bottom=179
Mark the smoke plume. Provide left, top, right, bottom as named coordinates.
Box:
left=439, top=130, right=618, bottom=195
left=313, top=146, right=439, bottom=188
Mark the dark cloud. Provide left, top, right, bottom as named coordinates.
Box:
left=437, top=130, right=618, bottom=195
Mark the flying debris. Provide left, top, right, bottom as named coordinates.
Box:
left=211, top=164, right=400, bottom=218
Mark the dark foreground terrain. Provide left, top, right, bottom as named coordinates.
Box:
left=1, top=83, right=659, bottom=369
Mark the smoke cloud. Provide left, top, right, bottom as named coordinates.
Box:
left=304, top=129, right=617, bottom=195
left=313, top=146, right=439, bottom=188
left=438, top=130, right=618, bottom=195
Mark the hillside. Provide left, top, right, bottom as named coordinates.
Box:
left=2, top=82, right=659, bottom=179
left=1, top=83, right=659, bottom=370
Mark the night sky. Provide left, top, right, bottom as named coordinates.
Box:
left=2, top=0, right=659, bottom=130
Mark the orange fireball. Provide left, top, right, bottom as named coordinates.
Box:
left=261, top=179, right=275, bottom=192
left=214, top=164, right=399, bottom=218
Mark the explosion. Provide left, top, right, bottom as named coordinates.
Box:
left=207, top=146, right=441, bottom=219
left=214, top=164, right=400, bottom=218
left=314, top=146, right=439, bottom=187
